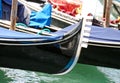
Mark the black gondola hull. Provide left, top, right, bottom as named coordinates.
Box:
left=80, top=45, right=120, bottom=69
left=0, top=45, right=70, bottom=74
left=0, top=43, right=120, bottom=74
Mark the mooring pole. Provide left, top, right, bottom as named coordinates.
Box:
left=103, top=0, right=107, bottom=18
left=10, top=0, right=18, bottom=30
left=103, top=0, right=112, bottom=27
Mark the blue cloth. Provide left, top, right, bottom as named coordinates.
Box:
left=29, top=3, right=52, bottom=28
left=1, top=0, right=30, bottom=25
left=0, top=23, right=78, bottom=41
left=0, top=0, right=2, bottom=18
left=0, top=27, right=63, bottom=40
left=87, top=25, right=120, bottom=42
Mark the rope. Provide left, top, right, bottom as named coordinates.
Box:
left=37, top=28, right=51, bottom=35
left=16, top=23, right=51, bottom=35
left=16, top=23, right=27, bottom=28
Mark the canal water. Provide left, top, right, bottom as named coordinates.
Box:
left=0, top=63, right=120, bottom=83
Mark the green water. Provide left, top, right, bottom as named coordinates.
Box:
left=0, top=63, right=120, bottom=83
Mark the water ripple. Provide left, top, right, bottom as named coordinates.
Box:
left=97, top=67, right=120, bottom=83
left=0, top=68, right=60, bottom=83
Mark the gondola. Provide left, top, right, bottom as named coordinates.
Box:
left=0, top=0, right=93, bottom=75
left=0, top=0, right=120, bottom=75
left=21, top=0, right=120, bottom=70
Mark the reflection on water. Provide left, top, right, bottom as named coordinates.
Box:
left=0, top=64, right=120, bottom=83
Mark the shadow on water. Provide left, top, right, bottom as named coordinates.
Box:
left=0, top=63, right=118, bottom=83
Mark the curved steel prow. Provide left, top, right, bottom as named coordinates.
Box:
left=55, top=17, right=92, bottom=75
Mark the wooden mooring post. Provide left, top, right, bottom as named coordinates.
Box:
left=10, top=0, right=18, bottom=30
left=103, top=0, right=112, bottom=27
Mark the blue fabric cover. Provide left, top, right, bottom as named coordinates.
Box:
left=1, top=21, right=120, bottom=43
left=1, top=22, right=120, bottom=42
left=0, top=0, right=2, bottom=18
left=0, top=27, right=62, bottom=40
left=29, top=3, right=52, bottom=28
left=0, top=23, right=77, bottom=41
left=89, top=25, right=120, bottom=42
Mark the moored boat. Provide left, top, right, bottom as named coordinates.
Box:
left=0, top=0, right=93, bottom=75
left=0, top=0, right=120, bottom=75
left=22, top=0, right=120, bottom=70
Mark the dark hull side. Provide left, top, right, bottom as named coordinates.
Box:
left=0, top=45, right=70, bottom=74
left=0, top=44, right=120, bottom=74
left=0, top=31, right=79, bottom=74
left=79, top=45, right=120, bottom=69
